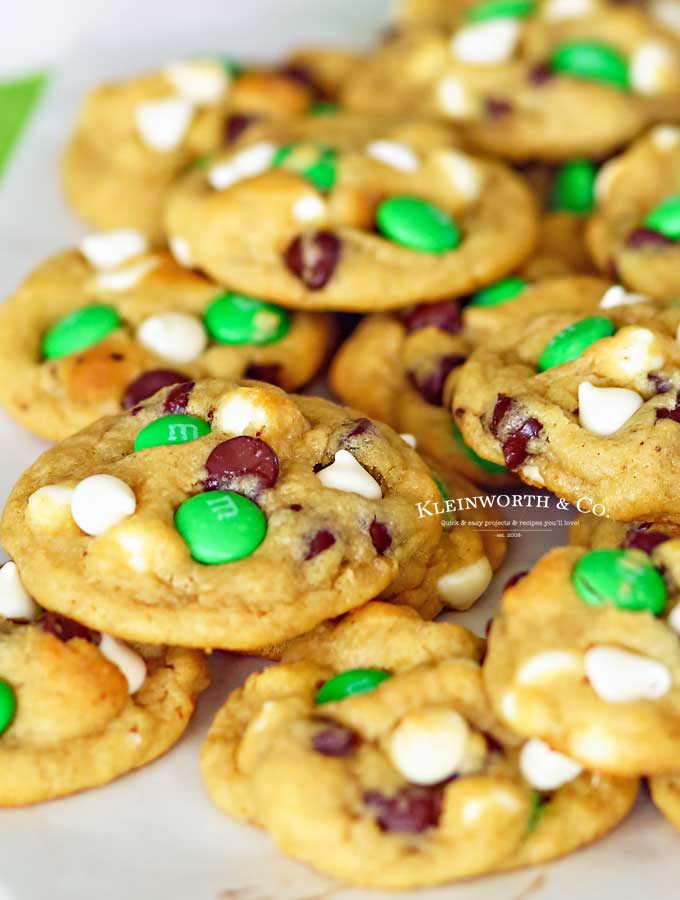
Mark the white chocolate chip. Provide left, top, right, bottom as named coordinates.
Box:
left=0, top=562, right=41, bottom=621
left=437, top=557, right=492, bottom=609
left=630, top=41, right=676, bottom=95
left=215, top=393, right=268, bottom=434
left=27, top=485, right=75, bottom=529
left=605, top=327, right=665, bottom=380
left=599, top=285, right=649, bottom=309
left=165, top=59, right=228, bottom=105
left=462, top=787, right=522, bottom=822
left=594, top=158, right=622, bottom=204
left=208, top=142, right=277, bottom=190
left=134, top=97, right=194, bottom=152
left=437, top=75, right=477, bottom=118
left=450, top=19, right=521, bottom=65
left=400, top=433, right=417, bottom=447
left=501, top=690, right=518, bottom=723
left=520, top=464, right=544, bottom=486
left=578, top=381, right=643, bottom=436
left=436, top=149, right=481, bottom=201
left=517, top=650, right=583, bottom=685
left=317, top=450, right=382, bottom=500
left=668, top=603, right=680, bottom=634
left=651, top=125, right=680, bottom=151
left=366, top=140, right=420, bottom=173
left=80, top=229, right=148, bottom=270
left=71, top=475, right=136, bottom=536
left=388, top=708, right=469, bottom=785
left=293, top=194, right=326, bottom=222
left=95, top=256, right=160, bottom=292
left=98, top=635, right=146, bottom=694
left=543, top=0, right=592, bottom=20
left=652, top=0, right=680, bottom=36
left=137, top=312, right=207, bottom=364
left=519, top=738, right=582, bottom=791
left=169, top=236, right=194, bottom=268
left=585, top=645, right=671, bottom=702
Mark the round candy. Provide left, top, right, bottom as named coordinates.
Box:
left=643, top=194, right=680, bottom=242
left=469, top=276, right=526, bottom=308
left=272, top=144, right=337, bottom=192
left=572, top=548, right=667, bottom=615
left=315, top=668, right=392, bottom=705
left=308, top=101, right=339, bottom=116
left=376, top=196, right=461, bottom=254
left=465, top=0, right=536, bottom=21
left=134, top=414, right=211, bottom=452
left=551, top=160, right=597, bottom=214
left=42, top=305, right=121, bottom=360
left=452, top=423, right=506, bottom=473
left=204, top=292, right=290, bottom=345
left=175, top=490, right=266, bottom=564
left=0, top=678, right=16, bottom=736
left=550, top=41, right=630, bottom=91
left=537, top=316, right=614, bottom=372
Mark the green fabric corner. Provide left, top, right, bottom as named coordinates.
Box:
left=0, top=71, right=49, bottom=178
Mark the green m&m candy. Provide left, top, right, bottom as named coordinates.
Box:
left=550, top=41, right=630, bottom=91
left=537, top=316, right=614, bottom=372
left=42, top=305, right=121, bottom=360
left=527, top=791, right=547, bottom=833
left=0, top=678, right=16, bottom=736
left=308, top=101, right=339, bottom=116
left=469, top=276, right=526, bottom=308
left=377, top=196, right=461, bottom=254
left=551, top=160, right=597, bottom=214
left=204, top=292, right=291, bottom=345
left=134, top=414, right=211, bottom=452
left=452, top=423, right=506, bottom=474
left=175, top=490, right=266, bottom=565
left=572, top=548, right=667, bottom=615
left=643, top=194, right=680, bottom=241
left=315, top=668, right=392, bottom=705
left=272, top=143, right=338, bottom=192
left=465, top=0, right=536, bottom=21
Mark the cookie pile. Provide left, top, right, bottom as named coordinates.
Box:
left=2, top=0, right=680, bottom=889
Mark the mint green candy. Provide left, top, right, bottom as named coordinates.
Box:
left=643, top=194, right=680, bottom=241
left=551, top=160, right=597, bottom=214
left=550, top=41, right=630, bottom=91
left=0, top=679, right=15, bottom=736
left=527, top=791, right=547, bottom=833
left=221, top=58, right=244, bottom=78
left=452, top=423, right=506, bottom=474
left=315, top=669, right=392, bottom=705
left=466, top=0, right=536, bottom=21
left=272, top=144, right=337, bottom=192
left=469, top=277, right=526, bottom=308
left=204, top=292, right=290, bottom=345
left=308, top=101, right=339, bottom=116
left=572, top=548, right=667, bottom=615
left=537, top=316, right=614, bottom=372
left=377, top=196, right=461, bottom=254
left=175, top=490, right=266, bottom=565
left=42, top=305, right=121, bottom=360
left=134, top=415, right=211, bottom=452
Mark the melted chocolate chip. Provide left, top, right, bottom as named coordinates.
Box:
left=490, top=394, right=543, bottom=470
left=224, top=112, right=259, bottom=144
left=364, top=786, right=444, bottom=834
left=244, top=362, right=282, bottom=386
left=489, top=394, right=514, bottom=438
left=312, top=724, right=359, bottom=757
left=402, top=299, right=462, bottom=335
left=657, top=394, right=680, bottom=423
left=290, top=503, right=303, bottom=511
left=504, top=570, right=529, bottom=590
left=122, top=369, right=189, bottom=410
left=369, top=520, right=392, bottom=555
left=40, top=612, right=99, bottom=644
left=164, top=381, right=195, bottom=414
left=485, top=97, right=513, bottom=117
left=204, top=436, right=279, bottom=495
left=626, top=227, right=675, bottom=249
left=408, top=355, right=465, bottom=406
left=305, top=530, right=336, bottom=560
left=649, top=372, right=673, bottom=394
left=278, top=63, right=326, bottom=99
left=624, top=526, right=670, bottom=555
left=345, top=418, right=373, bottom=439
left=529, top=63, right=553, bottom=85
left=284, top=231, right=341, bottom=290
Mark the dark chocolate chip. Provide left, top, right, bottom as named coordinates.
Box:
left=504, top=570, right=529, bottom=590
left=312, top=724, right=359, bottom=757
left=364, top=786, right=444, bottom=834
left=623, top=526, right=670, bottom=555
left=485, top=97, right=513, bottom=117
left=408, top=354, right=466, bottom=406
left=284, top=231, right=342, bottom=290
left=164, top=381, right=195, bottom=414
left=529, top=63, right=553, bottom=85
left=224, top=112, right=259, bottom=144
left=369, top=520, right=392, bottom=555
left=122, top=369, right=189, bottom=410
left=305, top=530, right=336, bottom=560
left=244, top=362, right=282, bottom=386
left=626, top=227, right=675, bottom=249
left=204, top=436, right=279, bottom=495
left=649, top=372, right=673, bottom=394
left=402, top=299, right=462, bottom=335
left=657, top=394, right=680, bottom=423
left=40, top=612, right=99, bottom=645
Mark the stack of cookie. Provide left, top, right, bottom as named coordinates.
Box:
left=2, top=0, right=680, bottom=889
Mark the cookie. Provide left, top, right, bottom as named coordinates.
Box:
left=0, top=564, right=208, bottom=804
left=201, top=602, right=637, bottom=889
left=344, top=4, right=680, bottom=161
left=453, top=280, right=680, bottom=521
left=587, top=124, right=680, bottom=300
left=163, top=116, right=538, bottom=310
left=0, top=245, right=335, bottom=441
left=485, top=545, right=680, bottom=775
left=649, top=774, right=680, bottom=831
left=0, top=380, right=449, bottom=651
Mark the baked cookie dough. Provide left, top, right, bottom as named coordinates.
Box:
left=453, top=281, right=680, bottom=521
left=201, top=602, right=637, bottom=889
left=344, top=3, right=680, bottom=161
left=163, top=116, right=538, bottom=310
left=485, top=545, right=680, bottom=776
left=0, top=561, right=208, bottom=805
left=587, top=124, right=680, bottom=300
left=0, top=242, right=335, bottom=441
left=0, top=380, right=446, bottom=651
